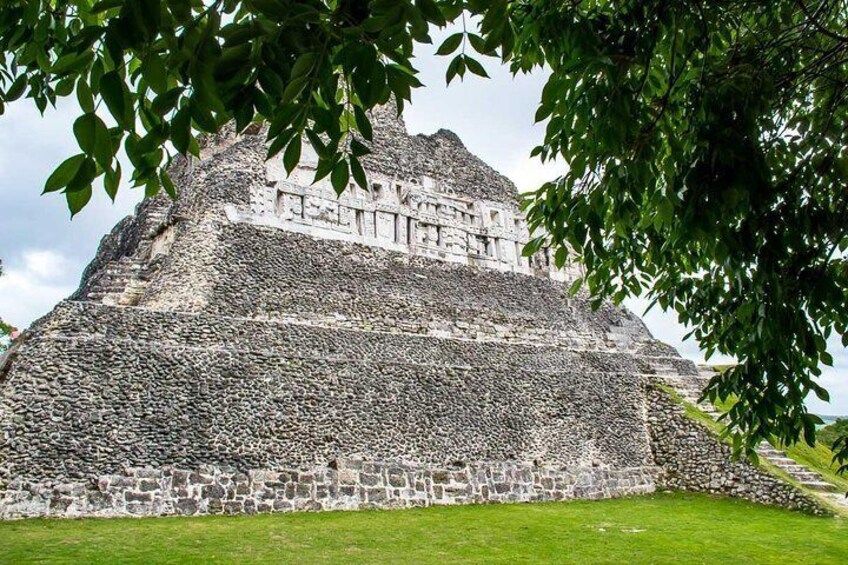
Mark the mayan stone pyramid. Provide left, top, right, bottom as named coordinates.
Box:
left=0, top=107, right=823, bottom=519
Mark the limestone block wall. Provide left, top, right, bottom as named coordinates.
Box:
left=0, top=460, right=657, bottom=520
left=647, top=386, right=829, bottom=515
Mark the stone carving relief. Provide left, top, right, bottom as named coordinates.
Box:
left=228, top=151, right=582, bottom=281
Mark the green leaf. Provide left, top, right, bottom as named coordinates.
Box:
left=446, top=55, right=465, bottom=84
left=350, top=155, right=367, bottom=190
left=350, top=138, right=370, bottom=158
left=92, top=0, right=124, bottom=13
left=142, top=54, right=169, bottom=94
left=145, top=175, right=161, bottom=198
left=464, top=57, right=489, bottom=78
left=415, top=0, right=446, bottom=26
left=4, top=75, right=27, bottom=102
left=160, top=169, right=177, bottom=199
left=436, top=33, right=463, bottom=56
left=283, top=136, right=302, bottom=175
left=73, top=114, right=97, bottom=155
left=151, top=87, right=184, bottom=115
left=44, top=154, right=86, bottom=193
left=55, top=77, right=76, bottom=97
left=290, top=52, right=317, bottom=79
left=51, top=51, right=94, bottom=76
left=66, top=157, right=97, bottom=194
left=171, top=107, right=191, bottom=154
left=305, top=130, right=327, bottom=158
left=66, top=185, right=92, bottom=218
left=104, top=162, right=121, bottom=201
left=282, top=76, right=308, bottom=103
left=100, top=71, right=132, bottom=129
left=468, top=34, right=490, bottom=55
left=353, top=106, right=373, bottom=141
left=568, top=277, right=583, bottom=296
left=77, top=78, right=95, bottom=113
left=190, top=100, right=218, bottom=133
left=554, top=246, right=568, bottom=269
left=331, top=160, right=350, bottom=195
left=312, top=157, right=334, bottom=184
left=165, top=0, right=192, bottom=21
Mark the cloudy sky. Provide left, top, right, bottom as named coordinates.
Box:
left=0, top=30, right=846, bottom=415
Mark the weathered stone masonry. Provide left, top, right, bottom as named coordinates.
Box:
left=3, top=461, right=658, bottom=519
left=648, top=387, right=827, bottom=515
left=0, top=105, right=827, bottom=518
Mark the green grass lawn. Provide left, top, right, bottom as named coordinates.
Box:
left=0, top=493, right=845, bottom=564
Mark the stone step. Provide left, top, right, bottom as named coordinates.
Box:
left=800, top=480, right=838, bottom=492
left=767, top=457, right=798, bottom=466
left=757, top=449, right=787, bottom=459
left=791, top=471, right=825, bottom=482
left=782, top=465, right=822, bottom=475
left=780, top=464, right=812, bottom=473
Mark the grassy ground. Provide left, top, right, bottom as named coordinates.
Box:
left=0, top=493, right=845, bottom=564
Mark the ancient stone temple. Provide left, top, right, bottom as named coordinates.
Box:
left=0, top=107, right=827, bottom=518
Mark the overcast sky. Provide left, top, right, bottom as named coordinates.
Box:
left=0, top=31, right=846, bottom=415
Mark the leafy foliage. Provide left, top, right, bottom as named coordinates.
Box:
left=513, top=1, right=848, bottom=474
left=0, top=0, right=503, bottom=213
left=819, top=419, right=848, bottom=450
left=0, top=1, right=846, bottom=473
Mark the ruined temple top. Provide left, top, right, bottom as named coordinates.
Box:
left=212, top=100, right=578, bottom=281
left=363, top=102, right=519, bottom=205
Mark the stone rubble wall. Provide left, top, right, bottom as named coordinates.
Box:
left=0, top=460, right=657, bottom=520
left=647, top=386, right=830, bottom=515
left=1, top=305, right=656, bottom=486
left=363, top=104, right=519, bottom=205
left=138, top=221, right=680, bottom=358
left=35, top=302, right=694, bottom=375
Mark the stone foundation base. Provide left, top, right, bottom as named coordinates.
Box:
left=0, top=460, right=658, bottom=519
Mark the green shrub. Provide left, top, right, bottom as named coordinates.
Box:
left=819, top=419, right=848, bottom=449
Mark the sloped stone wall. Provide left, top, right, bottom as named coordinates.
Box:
left=1, top=307, right=655, bottom=481
left=139, top=222, right=676, bottom=358
left=647, top=386, right=829, bottom=515
left=0, top=295, right=668, bottom=519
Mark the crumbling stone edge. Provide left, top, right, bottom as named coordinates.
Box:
left=647, top=384, right=832, bottom=516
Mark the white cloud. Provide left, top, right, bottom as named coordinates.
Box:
left=0, top=250, right=78, bottom=329
left=503, top=152, right=566, bottom=194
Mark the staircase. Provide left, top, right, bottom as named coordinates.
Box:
left=668, top=366, right=838, bottom=494
left=85, top=258, right=148, bottom=305
left=83, top=197, right=172, bottom=306
left=755, top=443, right=836, bottom=492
